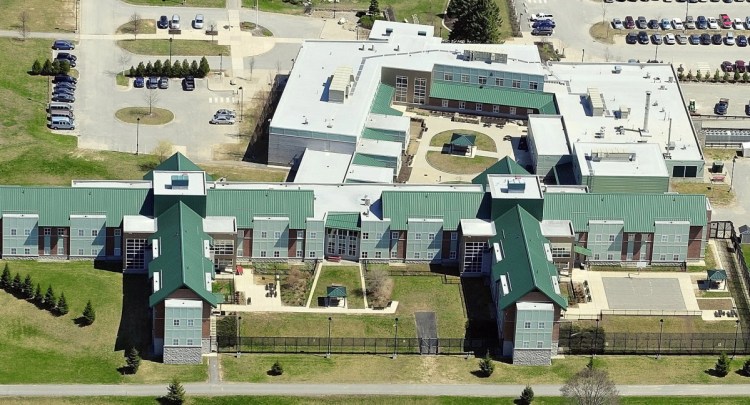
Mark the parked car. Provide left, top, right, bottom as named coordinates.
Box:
left=52, top=40, right=74, bottom=50
left=664, top=33, right=676, bottom=44
left=193, top=14, right=204, bottom=29
left=530, top=13, right=554, bottom=21
left=660, top=18, right=672, bottom=30
left=55, top=52, right=77, bottom=62
left=626, top=32, right=638, bottom=44
left=49, top=116, right=75, bottom=130
left=720, top=14, right=732, bottom=28
left=214, top=109, right=236, bottom=118
left=625, top=16, right=635, bottom=29
left=51, top=93, right=75, bottom=102
left=612, top=18, right=624, bottom=30
left=55, top=55, right=76, bottom=68
left=210, top=115, right=235, bottom=125
left=170, top=14, right=180, bottom=30
left=146, top=76, right=159, bottom=89
left=722, top=60, right=735, bottom=72
left=158, top=77, right=169, bottom=89
left=701, top=33, right=712, bottom=44
left=734, top=18, right=746, bottom=30
left=672, top=18, right=684, bottom=30
left=133, top=77, right=145, bottom=88
left=533, top=20, right=555, bottom=29
left=157, top=16, right=169, bottom=29
left=696, top=16, right=708, bottom=29
left=738, top=34, right=748, bottom=47
left=736, top=60, right=747, bottom=73
left=638, top=31, right=650, bottom=44
left=676, top=34, right=688, bottom=44
left=637, top=16, right=648, bottom=29
left=715, top=98, right=729, bottom=115
left=689, top=34, right=701, bottom=44
left=708, top=17, right=719, bottom=29
left=53, top=87, right=75, bottom=96
left=725, top=32, right=736, bottom=45
left=532, top=27, right=553, bottom=36
left=648, top=19, right=660, bottom=29
left=712, top=33, right=724, bottom=44
left=745, top=101, right=750, bottom=116
left=54, top=75, right=77, bottom=84
left=651, top=33, right=663, bottom=44
left=54, top=81, right=76, bottom=91
left=182, top=76, right=195, bottom=91
left=685, top=16, right=696, bottom=29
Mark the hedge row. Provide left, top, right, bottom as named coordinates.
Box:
left=127, top=57, right=210, bottom=78
left=29, top=59, right=71, bottom=76
left=0, top=264, right=68, bottom=316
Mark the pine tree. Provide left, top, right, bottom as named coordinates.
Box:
left=164, top=378, right=186, bottom=404
left=181, top=59, right=190, bottom=76
left=734, top=70, right=741, bottom=83
left=129, top=66, right=136, bottom=77
left=31, top=59, right=42, bottom=75
left=190, top=60, right=199, bottom=76
left=715, top=352, right=731, bottom=377
left=723, top=72, right=731, bottom=82
left=44, top=285, right=56, bottom=310
left=41, top=59, right=53, bottom=76
left=0, top=263, right=10, bottom=289
left=22, top=274, right=34, bottom=299
left=744, top=72, right=750, bottom=83
left=198, top=56, right=210, bottom=78
left=686, top=69, right=693, bottom=81
left=145, top=61, right=154, bottom=76
left=51, top=59, right=62, bottom=76
left=82, top=300, right=96, bottom=325
left=57, top=292, right=69, bottom=315
left=153, top=60, right=163, bottom=76
left=369, top=0, right=380, bottom=15
left=59, top=60, right=70, bottom=75
left=163, top=60, right=172, bottom=77
left=126, top=347, right=141, bottom=374
left=33, top=283, right=43, bottom=305
left=520, top=385, right=535, bottom=405
left=713, top=69, right=721, bottom=83
left=135, top=61, right=146, bottom=77
left=478, top=354, right=494, bottom=377
left=12, top=273, right=22, bottom=293
left=171, top=60, right=183, bottom=77
left=447, top=0, right=501, bottom=44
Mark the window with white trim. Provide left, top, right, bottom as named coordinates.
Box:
left=476, top=103, right=483, bottom=111
left=10, top=229, right=16, bottom=236
left=509, top=107, right=516, bottom=115
left=91, top=229, right=98, bottom=237
left=512, top=80, right=521, bottom=88
left=673, top=254, right=680, bottom=261
left=413, top=78, right=426, bottom=104
left=414, top=252, right=421, bottom=259
left=24, top=248, right=30, bottom=255
left=43, top=228, right=51, bottom=236
left=460, top=74, right=469, bottom=83
left=114, top=229, right=121, bottom=236
left=309, top=251, right=316, bottom=258
left=391, top=250, right=398, bottom=258
left=211, top=240, right=234, bottom=255
left=172, top=339, right=179, bottom=346
left=442, top=99, right=449, bottom=108
left=174, top=319, right=180, bottom=326
left=428, top=233, right=435, bottom=240
left=607, top=253, right=614, bottom=261
left=273, top=251, right=280, bottom=258
left=395, top=76, right=408, bottom=102
left=78, top=229, right=84, bottom=237
left=495, top=78, right=503, bottom=86
left=391, top=232, right=399, bottom=239
left=274, top=231, right=281, bottom=239
left=297, top=230, right=304, bottom=239
left=415, top=233, right=422, bottom=240
left=187, top=319, right=194, bottom=327
left=444, top=72, right=453, bottom=81
left=594, top=253, right=600, bottom=260
left=261, top=231, right=267, bottom=238
left=493, top=105, right=499, bottom=113
left=375, top=251, right=382, bottom=258
left=537, top=341, right=544, bottom=348
left=478, top=76, right=487, bottom=85
left=309, top=232, right=317, bottom=239
left=187, top=339, right=194, bottom=346
left=660, top=254, right=666, bottom=261
left=10, top=248, right=16, bottom=255
left=362, top=233, right=369, bottom=240
left=529, top=82, right=538, bottom=90
left=451, top=232, right=457, bottom=241
left=91, top=248, right=97, bottom=256
left=427, top=252, right=434, bottom=259
left=524, top=321, right=532, bottom=329
left=449, top=251, right=456, bottom=259
left=260, top=251, right=267, bottom=257
left=551, top=247, right=571, bottom=258
left=661, top=235, right=669, bottom=242
left=458, top=101, right=466, bottom=110
left=57, top=228, right=65, bottom=236
left=361, top=252, right=368, bottom=258
left=24, top=229, right=31, bottom=236
left=78, top=248, right=84, bottom=255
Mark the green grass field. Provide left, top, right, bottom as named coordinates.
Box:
left=429, top=130, right=497, bottom=152
left=117, top=40, right=230, bottom=56
left=122, top=0, right=226, bottom=7
left=0, top=261, right=206, bottom=383
left=1, top=0, right=75, bottom=32
left=574, top=315, right=739, bottom=334
left=312, top=266, right=365, bottom=309
left=426, top=152, right=497, bottom=175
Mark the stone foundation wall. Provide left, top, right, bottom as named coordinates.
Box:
left=163, top=346, right=202, bottom=364
left=513, top=349, right=552, bottom=366
left=551, top=342, right=559, bottom=357
left=202, top=338, right=214, bottom=354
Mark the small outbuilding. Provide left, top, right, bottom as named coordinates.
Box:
left=325, top=285, right=347, bottom=307
left=706, top=269, right=728, bottom=290
left=449, top=133, right=476, bottom=157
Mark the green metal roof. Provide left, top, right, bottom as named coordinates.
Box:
left=574, top=245, right=592, bottom=256
left=143, top=152, right=213, bottom=181
left=148, top=202, right=218, bottom=307
left=381, top=190, right=485, bottom=231
left=472, top=157, right=529, bottom=187
left=0, top=187, right=151, bottom=227
left=326, top=285, right=347, bottom=298
left=543, top=193, right=708, bottom=233
left=450, top=133, right=476, bottom=147
left=707, top=269, right=727, bottom=281
left=325, top=212, right=360, bottom=231
left=491, top=206, right=567, bottom=310
left=430, top=82, right=558, bottom=115
left=362, top=127, right=404, bottom=143
left=206, top=189, right=314, bottom=229
left=370, top=84, right=403, bottom=116
left=352, top=153, right=394, bottom=168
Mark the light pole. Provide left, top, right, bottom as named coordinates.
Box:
left=219, top=53, right=223, bottom=76
left=326, top=316, right=332, bottom=358
left=581, top=49, right=585, bottom=63
left=135, top=117, right=140, bottom=155
left=730, top=156, right=737, bottom=191
left=733, top=319, right=740, bottom=359
left=236, top=314, right=242, bottom=358
left=657, top=318, right=664, bottom=359
left=593, top=317, right=600, bottom=358
left=685, top=1, right=689, bottom=21
left=239, top=86, right=244, bottom=122
left=392, top=317, right=399, bottom=359
left=169, top=37, right=173, bottom=64
left=654, top=44, right=659, bottom=62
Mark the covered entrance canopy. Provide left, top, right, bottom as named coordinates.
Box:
left=574, top=245, right=592, bottom=256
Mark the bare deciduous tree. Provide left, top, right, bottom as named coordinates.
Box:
left=18, top=11, right=30, bottom=41
left=365, top=268, right=394, bottom=308
left=152, top=140, right=174, bottom=162
left=561, top=366, right=620, bottom=405
left=118, top=51, right=132, bottom=76
left=130, top=13, right=142, bottom=40
left=249, top=56, right=255, bottom=79
left=144, top=88, right=159, bottom=115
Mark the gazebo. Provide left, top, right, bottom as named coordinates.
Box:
left=706, top=269, right=728, bottom=290
left=325, top=285, right=347, bottom=307
left=449, top=133, right=476, bottom=157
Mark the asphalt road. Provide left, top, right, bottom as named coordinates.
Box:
left=1, top=382, right=750, bottom=397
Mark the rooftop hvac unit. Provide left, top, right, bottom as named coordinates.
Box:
left=507, top=178, right=526, bottom=193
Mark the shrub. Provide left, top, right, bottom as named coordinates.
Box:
left=742, top=358, right=750, bottom=377
left=713, top=69, right=720, bottom=83
left=22, top=274, right=34, bottom=299
left=478, top=354, right=494, bottom=377
left=715, top=352, right=731, bottom=377
left=153, top=60, right=162, bottom=76
left=33, top=283, right=43, bottom=305
left=365, top=268, right=394, bottom=308
left=190, top=60, right=199, bottom=76
left=12, top=273, right=22, bottom=294
left=270, top=361, right=283, bottom=376
left=360, top=15, right=375, bottom=29
left=199, top=56, right=210, bottom=78
left=57, top=292, right=69, bottom=315
left=744, top=72, right=750, bottom=83
left=58, top=60, right=70, bottom=75
left=171, top=61, right=183, bottom=77
left=128, top=66, right=135, bottom=77
left=519, top=385, right=534, bottom=404
left=145, top=61, right=153, bottom=76
left=163, top=378, right=186, bottom=404
left=41, top=59, right=53, bottom=76
left=126, top=347, right=141, bottom=374
left=181, top=59, right=190, bottom=76
left=44, top=285, right=56, bottom=310
left=162, top=60, right=172, bottom=77
left=0, top=263, right=10, bottom=290
left=135, top=61, right=145, bottom=77
left=51, top=59, right=62, bottom=75
left=30, top=59, right=42, bottom=75
left=82, top=300, right=96, bottom=325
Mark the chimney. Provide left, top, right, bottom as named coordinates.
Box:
left=643, top=91, right=651, bottom=133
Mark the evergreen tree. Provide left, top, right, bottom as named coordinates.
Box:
left=368, top=0, right=380, bottom=15
left=82, top=300, right=96, bottom=325
left=145, top=61, right=154, bottom=76
left=135, top=62, right=146, bottom=77
left=164, top=378, right=186, bottom=404
left=198, top=56, right=210, bottom=78
left=715, top=352, right=731, bottom=377
left=22, top=274, right=34, bottom=299
left=695, top=69, right=701, bottom=82
left=31, top=59, right=42, bottom=75
left=171, top=60, right=183, bottom=77
left=44, top=285, right=56, bottom=310
left=270, top=361, right=283, bottom=376
left=734, top=70, right=741, bottom=82
left=190, top=60, right=199, bottom=76
left=33, top=283, right=43, bottom=305
left=181, top=59, right=190, bottom=76
left=713, top=69, right=721, bottom=82
left=744, top=72, right=750, bottom=83
left=57, top=292, right=69, bottom=315
left=0, top=263, right=10, bottom=289
left=51, top=59, right=62, bottom=76
left=723, top=72, right=731, bottom=82
left=447, top=0, right=501, bottom=43
left=153, top=60, right=163, bottom=76
left=129, top=66, right=135, bottom=77
left=41, top=59, right=53, bottom=76
left=163, top=60, right=172, bottom=77
left=126, top=347, right=141, bottom=374
left=12, top=273, right=22, bottom=293
left=686, top=69, right=693, bottom=81
left=742, top=358, right=750, bottom=377
left=478, top=354, right=494, bottom=377
left=519, top=385, right=535, bottom=405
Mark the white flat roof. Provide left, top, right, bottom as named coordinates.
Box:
left=528, top=115, right=570, bottom=156
left=574, top=142, right=669, bottom=177
left=203, top=216, right=237, bottom=234
left=123, top=215, right=156, bottom=233
left=545, top=62, right=702, bottom=162
left=460, top=219, right=497, bottom=237
left=71, top=180, right=152, bottom=189
left=516, top=302, right=554, bottom=310
left=151, top=171, right=206, bottom=196
left=540, top=220, right=574, bottom=237
left=294, top=149, right=351, bottom=184
left=345, top=165, right=394, bottom=183
left=69, top=214, right=106, bottom=219
left=357, top=138, right=402, bottom=158
left=365, top=113, right=410, bottom=132
left=487, top=174, right=543, bottom=200
left=368, top=20, right=435, bottom=40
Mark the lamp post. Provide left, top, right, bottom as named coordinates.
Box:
left=685, top=1, right=689, bottom=21
left=730, top=156, right=737, bottom=191
left=135, top=117, right=140, bottom=155
left=169, top=37, right=173, bottom=64
left=326, top=316, right=332, bottom=358
left=236, top=314, right=242, bottom=358
left=592, top=317, right=600, bottom=358
left=581, top=49, right=585, bottom=63
left=733, top=319, right=740, bottom=359
left=392, top=317, right=399, bottom=359
left=657, top=318, right=664, bottom=359
left=654, top=44, right=659, bottom=62
left=239, top=86, right=244, bottom=122
left=219, top=53, right=223, bottom=76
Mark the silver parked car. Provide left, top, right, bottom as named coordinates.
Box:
left=210, top=115, right=235, bottom=125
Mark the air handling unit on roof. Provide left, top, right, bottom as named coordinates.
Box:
left=462, top=50, right=507, bottom=64
left=328, top=66, right=354, bottom=104
left=587, top=88, right=604, bottom=116
left=590, top=149, right=636, bottom=162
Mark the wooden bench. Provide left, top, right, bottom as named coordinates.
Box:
left=711, top=174, right=726, bottom=183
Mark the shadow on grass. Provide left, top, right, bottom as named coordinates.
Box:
left=74, top=316, right=91, bottom=327
left=94, top=260, right=125, bottom=273
left=114, top=274, right=152, bottom=357
left=704, top=368, right=729, bottom=378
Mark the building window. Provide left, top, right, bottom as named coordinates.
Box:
left=460, top=74, right=469, bottom=83
left=260, top=251, right=267, bottom=257
left=375, top=251, right=382, bottom=258
left=395, top=76, right=408, bottom=102
left=493, top=105, right=499, bottom=113
left=628, top=234, right=635, bottom=241
left=24, top=229, right=30, bottom=236
left=441, top=99, right=449, bottom=108
left=91, top=248, right=97, bottom=256
left=376, top=232, right=383, bottom=239
left=78, top=229, right=84, bottom=237
left=607, top=253, right=614, bottom=261
left=551, top=247, right=571, bottom=258
left=451, top=232, right=457, bottom=241
left=660, top=254, right=666, bottom=261
left=595, top=235, right=602, bottom=242
left=476, top=103, right=483, bottom=111
left=43, top=228, right=51, bottom=236
left=362, top=233, right=369, bottom=240
left=391, top=250, right=398, bottom=258
left=273, top=251, right=280, bottom=258
left=125, top=238, right=147, bottom=270
left=495, top=78, right=503, bottom=86
left=415, top=233, right=422, bottom=240
left=428, top=233, right=435, bottom=240
left=293, top=250, right=301, bottom=258
left=427, top=252, right=434, bottom=259
left=594, top=253, right=600, bottom=260
left=10, top=248, right=16, bottom=255
left=526, top=108, right=534, bottom=115
left=414, top=78, right=426, bottom=104
left=211, top=240, right=234, bottom=255
left=458, top=101, right=466, bottom=110
left=24, top=248, right=30, bottom=255
left=187, top=339, right=194, bottom=346
left=58, top=244, right=65, bottom=255
left=361, top=252, right=368, bottom=259
left=537, top=341, right=544, bottom=348
left=675, top=235, right=682, bottom=243
left=524, top=321, right=532, bottom=329
left=673, top=254, right=680, bottom=261
left=391, top=232, right=399, bottom=240
left=172, top=339, right=179, bottom=346
left=414, top=252, right=421, bottom=259
left=661, top=235, right=669, bottom=242
left=449, top=251, right=456, bottom=259
left=478, top=76, right=487, bottom=85
left=309, top=232, right=317, bottom=239
left=114, top=229, right=121, bottom=236
left=529, top=81, right=538, bottom=90
left=10, top=229, right=16, bottom=236
left=78, top=248, right=84, bottom=255
left=187, top=319, right=194, bottom=327
left=261, top=231, right=267, bottom=238
left=306, top=251, right=314, bottom=258
left=608, top=235, right=615, bottom=242
left=57, top=228, right=65, bottom=236
left=512, top=80, right=521, bottom=88
left=463, top=242, right=486, bottom=273
left=444, top=72, right=453, bottom=81
left=522, top=341, right=530, bottom=348
left=297, top=230, right=304, bottom=239
left=173, top=319, right=180, bottom=326
left=509, top=107, right=516, bottom=115
left=91, top=229, right=98, bottom=237
left=274, top=231, right=281, bottom=239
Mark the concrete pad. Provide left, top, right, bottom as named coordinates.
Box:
left=602, top=277, right=687, bottom=311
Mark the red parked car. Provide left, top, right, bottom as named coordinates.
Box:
left=720, top=14, right=732, bottom=29
left=722, top=61, right=734, bottom=72
left=735, top=60, right=747, bottom=73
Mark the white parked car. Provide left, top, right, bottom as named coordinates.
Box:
left=735, top=18, right=747, bottom=30
left=530, top=13, right=554, bottom=22
left=210, top=115, right=235, bottom=125
left=193, top=14, right=204, bottom=29
left=672, top=18, right=684, bottom=30
left=612, top=18, right=624, bottom=29
left=708, top=17, right=719, bottom=30
left=664, top=33, right=676, bottom=44
left=725, top=32, right=736, bottom=45
left=214, top=109, right=236, bottom=118
left=170, top=14, right=180, bottom=29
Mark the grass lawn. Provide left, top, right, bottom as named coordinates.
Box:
left=429, top=130, right=497, bottom=152
left=312, top=266, right=365, bottom=309
left=241, top=273, right=467, bottom=338
left=589, top=21, right=616, bottom=44
left=115, top=107, right=175, bottom=125
left=117, top=19, right=157, bottom=36
left=670, top=181, right=734, bottom=206
left=201, top=164, right=288, bottom=183
left=123, top=0, right=226, bottom=7
left=0, top=261, right=206, bottom=383
left=574, top=315, right=739, bottom=334
left=426, top=152, right=497, bottom=175
left=688, top=245, right=718, bottom=272
left=117, top=39, right=230, bottom=56
left=704, top=148, right=739, bottom=161
left=1, top=0, right=75, bottom=32
left=116, top=73, right=129, bottom=87
left=247, top=0, right=312, bottom=15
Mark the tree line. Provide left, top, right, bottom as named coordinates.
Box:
left=127, top=57, right=211, bottom=78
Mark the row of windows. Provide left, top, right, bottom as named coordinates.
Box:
left=594, top=234, right=682, bottom=243
left=440, top=100, right=534, bottom=115
left=592, top=253, right=681, bottom=261
left=523, top=321, right=547, bottom=329
left=8, top=247, right=104, bottom=256
left=521, top=341, right=546, bottom=349
left=361, top=250, right=457, bottom=260
left=442, top=72, right=538, bottom=90
left=257, top=230, right=308, bottom=239
left=170, top=338, right=198, bottom=346
left=551, top=247, right=571, bottom=258
left=9, top=228, right=122, bottom=237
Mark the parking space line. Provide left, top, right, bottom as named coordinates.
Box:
left=208, top=97, right=237, bottom=104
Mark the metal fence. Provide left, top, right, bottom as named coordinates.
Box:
left=216, top=336, right=497, bottom=355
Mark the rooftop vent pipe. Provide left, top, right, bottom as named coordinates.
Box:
left=643, top=91, right=651, bottom=133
